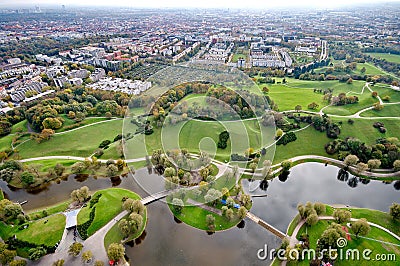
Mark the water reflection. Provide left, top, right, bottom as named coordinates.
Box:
left=245, top=163, right=399, bottom=233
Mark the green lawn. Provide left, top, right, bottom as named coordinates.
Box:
left=232, top=53, right=247, bottom=63
left=265, top=78, right=368, bottom=113
left=0, top=213, right=66, bottom=248
left=124, top=117, right=274, bottom=162
left=103, top=208, right=147, bottom=249
left=169, top=203, right=240, bottom=231
left=77, top=188, right=142, bottom=237
left=0, top=189, right=4, bottom=200
left=268, top=126, right=331, bottom=164
left=333, top=118, right=400, bottom=144
left=0, top=134, right=15, bottom=151
left=360, top=104, right=400, bottom=117
left=366, top=53, right=400, bottom=64
left=55, top=116, right=110, bottom=133
left=11, top=120, right=29, bottom=133
left=23, top=159, right=79, bottom=172
left=28, top=199, right=72, bottom=220
left=16, top=119, right=123, bottom=158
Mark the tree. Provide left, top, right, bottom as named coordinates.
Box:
left=106, top=164, right=118, bottom=177
left=172, top=198, right=184, bottom=214
left=129, top=212, right=143, bottom=232
left=356, top=162, right=368, bottom=174
left=351, top=218, right=370, bottom=237
left=295, top=105, right=302, bottom=112
left=367, top=159, right=381, bottom=171
left=115, top=159, right=125, bottom=170
left=107, top=243, right=125, bottom=262
left=281, top=160, right=292, bottom=171
left=393, top=160, right=400, bottom=171
left=81, top=250, right=93, bottom=263
left=297, top=204, right=307, bottom=219
left=71, top=162, right=86, bottom=174
left=371, top=91, right=378, bottom=98
left=71, top=186, right=90, bottom=203
left=318, top=228, right=342, bottom=249
left=240, top=194, right=252, bottom=209
left=42, top=117, right=62, bottom=130
left=52, top=259, right=64, bottom=266
left=238, top=206, right=247, bottom=219
left=10, top=259, right=27, bottom=266
left=346, top=77, right=353, bottom=84
left=75, top=111, right=86, bottom=122
left=221, top=187, right=230, bottom=200
left=67, top=111, right=76, bottom=119
left=276, top=128, right=284, bottom=138
left=361, top=66, right=366, bottom=73
left=118, top=219, right=131, bottom=238
left=94, top=261, right=104, bottom=266
left=306, top=212, right=319, bottom=226
left=373, top=102, right=384, bottom=111
left=0, top=248, right=16, bottom=265
left=0, top=168, right=14, bottom=182
left=225, top=208, right=234, bottom=221
left=389, top=203, right=400, bottom=220
left=164, top=167, right=176, bottom=177
left=28, top=247, right=46, bottom=261
left=344, top=154, right=359, bottom=166
left=333, top=209, right=351, bottom=224
left=54, top=163, right=65, bottom=176
left=308, top=102, right=319, bottom=110
left=20, top=171, right=35, bottom=185
left=105, top=112, right=112, bottom=119
left=313, top=202, right=326, bottom=215
left=206, top=214, right=216, bottom=230
left=249, top=162, right=257, bottom=173
left=68, top=242, right=83, bottom=257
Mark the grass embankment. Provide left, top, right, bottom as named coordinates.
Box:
left=15, top=119, right=123, bottom=159
left=103, top=208, right=147, bottom=249
left=27, top=200, right=72, bottom=220
left=167, top=174, right=242, bottom=231
left=360, top=104, right=400, bottom=117
left=0, top=189, right=4, bottom=200
left=366, top=53, right=400, bottom=64
left=77, top=188, right=142, bottom=237
left=0, top=213, right=66, bottom=255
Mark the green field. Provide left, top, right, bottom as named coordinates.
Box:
left=169, top=203, right=240, bottom=231
left=77, top=188, right=142, bottom=237
left=333, top=118, right=400, bottom=144
left=360, top=104, right=400, bottom=117
left=28, top=199, right=71, bottom=220
left=125, top=117, right=275, bottom=162
left=232, top=53, right=247, bottom=63
left=103, top=208, right=147, bottom=249
left=265, top=78, right=369, bottom=113
left=15, top=119, right=123, bottom=158
left=0, top=213, right=66, bottom=247
left=268, top=126, right=331, bottom=164
left=366, top=53, right=400, bottom=64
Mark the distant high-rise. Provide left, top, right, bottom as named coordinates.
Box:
left=62, top=5, right=66, bottom=11
left=35, top=6, right=41, bottom=13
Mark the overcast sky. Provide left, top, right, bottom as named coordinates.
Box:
left=1, top=0, right=398, bottom=8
